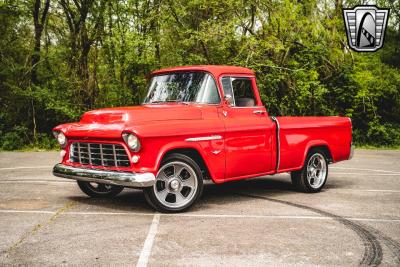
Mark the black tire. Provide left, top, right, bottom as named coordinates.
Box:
left=77, top=180, right=124, bottom=198
left=291, top=148, right=329, bottom=193
left=143, top=153, right=204, bottom=213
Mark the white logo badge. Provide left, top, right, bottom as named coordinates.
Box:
left=343, top=5, right=389, bottom=52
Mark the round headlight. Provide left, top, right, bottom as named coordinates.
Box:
left=57, top=132, right=66, bottom=146
left=123, top=133, right=141, bottom=152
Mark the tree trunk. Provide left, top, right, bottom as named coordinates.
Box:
left=31, top=0, right=50, bottom=85
left=31, top=0, right=50, bottom=142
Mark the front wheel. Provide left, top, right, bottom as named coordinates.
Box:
left=143, top=153, right=204, bottom=213
left=77, top=181, right=124, bottom=198
left=291, top=149, right=328, bottom=193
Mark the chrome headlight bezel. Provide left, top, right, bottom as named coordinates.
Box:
left=53, top=131, right=67, bottom=148
left=122, top=133, right=141, bottom=152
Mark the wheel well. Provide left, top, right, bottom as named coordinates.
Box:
left=308, top=145, right=333, bottom=163
left=162, top=148, right=211, bottom=179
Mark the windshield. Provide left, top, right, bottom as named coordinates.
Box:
left=143, top=72, right=220, bottom=104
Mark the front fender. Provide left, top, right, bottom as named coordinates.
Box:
left=155, top=139, right=225, bottom=183
left=132, top=135, right=225, bottom=183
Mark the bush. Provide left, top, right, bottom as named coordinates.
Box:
left=0, top=127, right=58, bottom=151
left=0, top=126, right=30, bottom=150
left=354, top=119, right=400, bottom=147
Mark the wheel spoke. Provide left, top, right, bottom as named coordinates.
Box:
left=158, top=170, right=169, bottom=181
left=312, top=157, right=319, bottom=168
left=180, top=176, right=194, bottom=187
left=308, top=160, right=313, bottom=167
left=174, top=192, right=186, bottom=203
left=174, top=164, right=184, bottom=177
left=157, top=189, right=169, bottom=201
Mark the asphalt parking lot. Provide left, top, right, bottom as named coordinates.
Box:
left=0, top=150, right=399, bottom=266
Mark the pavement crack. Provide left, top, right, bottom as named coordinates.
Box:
left=0, top=201, right=76, bottom=258
left=234, top=192, right=383, bottom=267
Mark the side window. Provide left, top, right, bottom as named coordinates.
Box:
left=221, top=77, right=233, bottom=99
left=221, top=77, right=256, bottom=107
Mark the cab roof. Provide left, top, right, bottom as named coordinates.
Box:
left=151, top=65, right=255, bottom=77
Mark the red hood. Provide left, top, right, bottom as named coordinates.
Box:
left=59, top=104, right=203, bottom=139
left=80, top=104, right=203, bottom=124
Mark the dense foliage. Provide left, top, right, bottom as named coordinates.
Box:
left=0, top=0, right=399, bottom=150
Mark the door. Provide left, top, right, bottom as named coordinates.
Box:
left=220, top=76, right=274, bottom=179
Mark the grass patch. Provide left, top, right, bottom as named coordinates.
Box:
left=354, top=144, right=400, bottom=150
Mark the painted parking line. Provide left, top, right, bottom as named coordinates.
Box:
left=331, top=172, right=400, bottom=176
left=328, top=188, right=400, bottom=193
left=330, top=167, right=400, bottom=174
left=0, top=180, right=73, bottom=184
left=136, top=214, right=160, bottom=267
left=0, top=166, right=53, bottom=171
left=0, top=209, right=399, bottom=223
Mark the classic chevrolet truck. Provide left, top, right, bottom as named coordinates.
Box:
left=53, top=65, right=353, bottom=212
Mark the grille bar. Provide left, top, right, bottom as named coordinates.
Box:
left=70, top=142, right=130, bottom=167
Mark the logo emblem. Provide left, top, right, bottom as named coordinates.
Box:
left=343, top=5, right=389, bottom=52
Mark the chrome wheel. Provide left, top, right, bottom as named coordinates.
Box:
left=153, top=161, right=198, bottom=209
left=306, top=153, right=327, bottom=189
left=77, top=180, right=123, bottom=198
left=87, top=182, right=114, bottom=194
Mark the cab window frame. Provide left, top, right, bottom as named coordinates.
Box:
left=220, top=76, right=258, bottom=108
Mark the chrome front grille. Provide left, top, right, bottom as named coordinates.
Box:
left=69, top=142, right=130, bottom=167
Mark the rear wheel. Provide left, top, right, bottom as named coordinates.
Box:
left=77, top=181, right=124, bottom=198
left=291, top=149, right=328, bottom=193
left=143, top=153, right=204, bottom=213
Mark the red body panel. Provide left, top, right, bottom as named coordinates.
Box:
left=53, top=65, right=352, bottom=184
left=277, top=116, right=352, bottom=172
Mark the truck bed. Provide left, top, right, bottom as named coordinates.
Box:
left=276, top=116, right=352, bottom=172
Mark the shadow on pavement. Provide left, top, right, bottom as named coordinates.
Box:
left=65, top=175, right=351, bottom=213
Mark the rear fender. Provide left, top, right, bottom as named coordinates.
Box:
left=302, top=140, right=333, bottom=167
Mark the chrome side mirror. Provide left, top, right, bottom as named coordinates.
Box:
left=224, top=94, right=234, bottom=106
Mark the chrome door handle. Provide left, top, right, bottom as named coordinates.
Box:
left=253, top=110, right=266, bottom=115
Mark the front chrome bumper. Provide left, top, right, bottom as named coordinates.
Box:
left=53, top=163, right=155, bottom=187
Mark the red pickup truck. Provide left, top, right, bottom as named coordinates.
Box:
left=53, top=65, right=353, bottom=212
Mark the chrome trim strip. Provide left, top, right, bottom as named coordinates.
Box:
left=185, top=135, right=222, bottom=142
left=349, top=143, right=355, bottom=160
left=88, top=143, right=92, bottom=164
left=100, top=143, right=104, bottom=166
left=348, top=117, right=354, bottom=160
left=53, top=163, right=155, bottom=187
left=271, top=116, right=280, bottom=172
left=77, top=143, right=81, bottom=162
left=112, top=144, right=117, bottom=166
